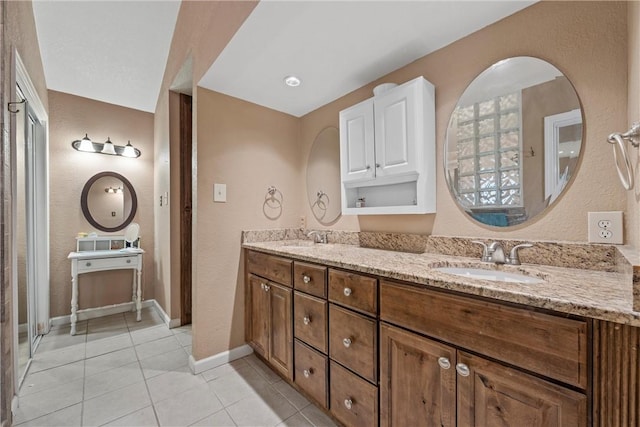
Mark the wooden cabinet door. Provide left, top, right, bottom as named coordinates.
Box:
left=380, top=323, right=456, bottom=427
left=456, top=351, right=587, bottom=427
left=268, top=282, right=293, bottom=380
left=373, top=80, right=419, bottom=178
left=248, top=274, right=269, bottom=359
left=340, top=98, right=375, bottom=183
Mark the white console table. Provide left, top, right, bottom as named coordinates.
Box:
left=67, top=248, right=144, bottom=335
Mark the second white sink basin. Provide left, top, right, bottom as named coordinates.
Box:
left=434, top=267, right=544, bottom=284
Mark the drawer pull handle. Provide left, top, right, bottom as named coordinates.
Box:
left=437, top=357, right=451, bottom=370
left=456, top=363, right=470, bottom=377
left=260, top=283, right=266, bottom=290
left=302, top=274, right=311, bottom=284
left=343, top=337, right=352, bottom=348
left=303, top=368, right=313, bottom=378
left=344, top=398, right=353, bottom=410
left=264, top=284, right=271, bottom=292
left=86, top=262, right=92, bottom=267
left=126, top=259, right=132, bottom=264
left=303, top=316, right=311, bottom=325
left=343, top=287, right=352, bottom=297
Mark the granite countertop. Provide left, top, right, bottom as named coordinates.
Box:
left=243, top=239, right=640, bottom=326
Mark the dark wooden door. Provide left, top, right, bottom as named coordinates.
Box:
left=268, top=282, right=293, bottom=380
left=180, top=93, right=192, bottom=325
left=248, top=275, right=269, bottom=359
left=380, top=323, right=457, bottom=427
left=456, top=351, right=587, bottom=427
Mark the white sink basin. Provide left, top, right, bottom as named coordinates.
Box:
left=280, top=240, right=316, bottom=248
left=434, top=267, right=544, bottom=284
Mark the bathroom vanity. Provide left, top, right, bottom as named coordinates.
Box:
left=243, top=237, right=639, bottom=427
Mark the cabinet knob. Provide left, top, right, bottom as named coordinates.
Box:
left=366, top=165, right=371, bottom=170
left=437, top=357, right=451, bottom=370
left=302, top=274, right=311, bottom=284
left=260, top=282, right=266, bottom=290
left=456, top=363, right=470, bottom=377
left=375, top=163, right=380, bottom=168
left=343, top=287, right=352, bottom=297
left=344, top=398, right=353, bottom=410
left=343, top=337, right=353, bottom=348
left=303, top=368, right=313, bottom=378
left=86, top=262, right=92, bottom=267
left=264, top=284, right=271, bottom=292
left=126, top=259, right=132, bottom=264
left=303, top=315, right=311, bottom=325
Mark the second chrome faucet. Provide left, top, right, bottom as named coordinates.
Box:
left=472, top=241, right=532, bottom=265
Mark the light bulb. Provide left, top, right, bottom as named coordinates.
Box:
left=122, top=141, right=137, bottom=158
left=79, top=134, right=94, bottom=152
left=102, top=137, right=116, bottom=155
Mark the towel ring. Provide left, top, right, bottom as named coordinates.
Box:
left=609, top=133, right=634, bottom=190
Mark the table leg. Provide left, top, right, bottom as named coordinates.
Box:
left=70, top=272, right=78, bottom=336
left=132, top=269, right=136, bottom=312
left=136, top=267, right=142, bottom=321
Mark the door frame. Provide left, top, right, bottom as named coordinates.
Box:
left=179, top=93, right=192, bottom=325
left=11, top=49, right=50, bottom=393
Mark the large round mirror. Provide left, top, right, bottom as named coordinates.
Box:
left=307, top=127, right=341, bottom=224
left=445, top=56, right=583, bottom=227
left=81, top=171, right=137, bottom=232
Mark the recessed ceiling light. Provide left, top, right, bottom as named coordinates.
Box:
left=284, top=75, right=301, bottom=87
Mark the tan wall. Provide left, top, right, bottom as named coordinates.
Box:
left=193, top=88, right=300, bottom=358
left=153, top=1, right=258, bottom=326
left=628, top=1, right=640, bottom=248
left=301, top=1, right=627, bottom=242
left=48, top=91, right=154, bottom=317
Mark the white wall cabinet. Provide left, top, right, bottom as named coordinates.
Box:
left=339, top=76, right=436, bottom=215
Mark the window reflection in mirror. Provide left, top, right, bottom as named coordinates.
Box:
left=445, top=57, right=583, bottom=227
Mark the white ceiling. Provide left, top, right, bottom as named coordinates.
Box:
left=32, top=0, right=181, bottom=113
left=31, top=1, right=536, bottom=116
left=199, top=0, right=536, bottom=118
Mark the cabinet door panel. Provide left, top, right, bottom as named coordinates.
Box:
left=380, top=323, right=456, bottom=427
left=374, top=83, right=418, bottom=177
left=248, top=274, right=269, bottom=359
left=457, top=352, right=587, bottom=427
left=340, top=99, right=375, bottom=183
left=269, top=283, right=293, bottom=380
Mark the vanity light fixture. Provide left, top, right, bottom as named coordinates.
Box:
left=284, top=75, right=301, bottom=87
left=71, top=134, right=141, bottom=158
left=104, top=186, right=123, bottom=194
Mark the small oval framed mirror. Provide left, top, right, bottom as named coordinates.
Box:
left=81, top=171, right=138, bottom=232
left=306, top=127, right=341, bottom=224
left=444, top=56, right=583, bottom=227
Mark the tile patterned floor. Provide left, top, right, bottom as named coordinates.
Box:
left=15, top=308, right=337, bottom=427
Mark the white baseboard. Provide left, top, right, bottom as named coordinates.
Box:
left=49, top=300, right=154, bottom=327
left=150, top=299, right=181, bottom=329
left=189, top=344, right=254, bottom=374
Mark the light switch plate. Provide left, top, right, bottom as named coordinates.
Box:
left=214, top=183, right=227, bottom=203
left=588, top=211, right=623, bottom=244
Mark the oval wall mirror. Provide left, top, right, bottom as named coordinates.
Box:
left=306, top=127, right=341, bottom=224
left=444, top=56, right=583, bottom=227
left=81, top=171, right=138, bottom=232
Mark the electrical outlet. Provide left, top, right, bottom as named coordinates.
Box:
left=588, top=211, right=623, bottom=244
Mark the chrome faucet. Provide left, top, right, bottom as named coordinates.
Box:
left=307, top=230, right=328, bottom=244
left=472, top=241, right=533, bottom=265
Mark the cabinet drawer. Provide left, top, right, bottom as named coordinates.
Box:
left=330, top=361, right=378, bottom=427
left=380, top=280, right=588, bottom=389
left=328, top=269, right=377, bottom=315
left=247, top=250, right=292, bottom=286
left=294, top=339, right=328, bottom=409
left=294, top=292, right=328, bottom=353
left=329, top=305, right=377, bottom=383
left=76, top=256, right=138, bottom=273
left=294, top=262, right=327, bottom=298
